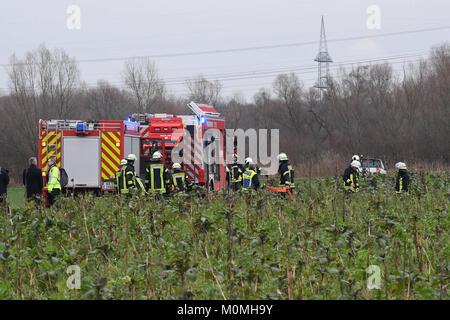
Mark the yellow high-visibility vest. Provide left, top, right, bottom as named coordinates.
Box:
left=47, top=166, right=61, bottom=192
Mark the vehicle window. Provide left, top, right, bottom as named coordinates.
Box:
left=361, top=159, right=382, bottom=167
left=373, top=160, right=381, bottom=167
left=361, top=159, right=368, bottom=167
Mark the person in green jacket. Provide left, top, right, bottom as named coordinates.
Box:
left=46, top=158, right=61, bottom=207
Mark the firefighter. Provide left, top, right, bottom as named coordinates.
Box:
left=343, top=160, right=361, bottom=193
left=117, top=154, right=138, bottom=195
left=395, top=162, right=409, bottom=193
left=277, top=153, right=295, bottom=190
left=244, top=157, right=252, bottom=170
left=115, top=159, right=128, bottom=193
left=229, top=154, right=243, bottom=191
left=244, top=157, right=261, bottom=175
left=171, top=162, right=193, bottom=193
left=145, top=151, right=170, bottom=195
left=46, top=158, right=61, bottom=206
left=242, top=162, right=260, bottom=192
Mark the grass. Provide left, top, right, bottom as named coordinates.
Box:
left=0, top=171, right=448, bottom=300
left=6, top=187, right=26, bottom=209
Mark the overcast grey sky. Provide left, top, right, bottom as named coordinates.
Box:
left=1, top=0, right=449, bottom=101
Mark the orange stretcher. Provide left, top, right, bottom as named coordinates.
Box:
left=265, top=186, right=296, bottom=202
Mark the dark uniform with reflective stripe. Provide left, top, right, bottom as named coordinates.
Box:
left=343, top=166, right=360, bottom=192
left=172, top=169, right=193, bottom=193
left=230, top=162, right=243, bottom=190
left=395, top=169, right=409, bottom=193
left=115, top=164, right=127, bottom=193
left=242, top=169, right=260, bottom=191
left=145, top=159, right=170, bottom=194
left=278, top=161, right=295, bottom=189
left=117, top=164, right=137, bottom=194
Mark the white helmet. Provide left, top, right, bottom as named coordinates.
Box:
left=172, top=162, right=181, bottom=169
left=245, top=157, right=253, bottom=164
left=126, top=154, right=136, bottom=161
left=277, top=153, right=288, bottom=161
left=120, top=159, right=127, bottom=165
left=395, top=162, right=407, bottom=170
left=351, top=160, right=361, bottom=168
left=233, top=154, right=238, bottom=161
left=152, top=151, right=162, bottom=159
left=352, top=155, right=360, bottom=161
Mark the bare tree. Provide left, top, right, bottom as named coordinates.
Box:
left=273, top=73, right=304, bottom=136
left=6, top=44, right=80, bottom=155
left=220, top=93, right=245, bottom=130
left=123, top=58, right=166, bottom=114
left=253, top=88, right=273, bottom=130
left=84, top=80, right=130, bottom=119
left=185, top=75, right=222, bottom=106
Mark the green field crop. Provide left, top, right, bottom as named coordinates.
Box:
left=0, top=171, right=448, bottom=299
left=6, top=187, right=26, bottom=209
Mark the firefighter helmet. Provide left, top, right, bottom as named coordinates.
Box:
left=126, top=154, right=136, bottom=161
left=173, top=162, right=181, bottom=169
left=395, top=162, right=407, bottom=170
left=351, top=160, right=361, bottom=168
left=120, top=159, right=127, bottom=165
left=352, top=155, right=360, bottom=161
left=245, top=157, right=253, bottom=164
left=152, top=151, right=162, bottom=159
left=277, top=153, right=288, bottom=161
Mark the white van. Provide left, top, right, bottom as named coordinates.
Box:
left=360, top=158, right=387, bottom=175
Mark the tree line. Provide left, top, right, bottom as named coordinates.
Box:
left=0, top=43, right=448, bottom=183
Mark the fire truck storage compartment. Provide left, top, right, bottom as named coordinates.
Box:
left=62, top=136, right=100, bottom=187
left=124, top=135, right=141, bottom=176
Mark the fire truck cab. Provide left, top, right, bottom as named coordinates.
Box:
left=133, top=102, right=227, bottom=191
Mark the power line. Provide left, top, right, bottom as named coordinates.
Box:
left=71, top=25, right=450, bottom=63
left=0, top=53, right=428, bottom=91
left=1, top=25, right=447, bottom=67
left=81, top=53, right=427, bottom=88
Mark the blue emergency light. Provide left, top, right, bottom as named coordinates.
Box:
left=200, top=115, right=206, bottom=125
left=76, top=123, right=86, bottom=132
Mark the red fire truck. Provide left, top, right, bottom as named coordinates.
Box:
left=38, top=119, right=141, bottom=197
left=38, top=102, right=227, bottom=199
left=132, top=102, right=227, bottom=191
